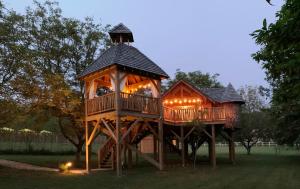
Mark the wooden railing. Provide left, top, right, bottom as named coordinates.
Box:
left=87, top=93, right=116, bottom=115
left=163, top=107, right=226, bottom=123
left=120, top=92, right=160, bottom=115
left=87, top=92, right=160, bottom=116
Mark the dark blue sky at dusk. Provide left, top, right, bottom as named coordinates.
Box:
left=3, top=0, right=284, bottom=88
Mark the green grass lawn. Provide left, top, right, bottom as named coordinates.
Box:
left=0, top=147, right=300, bottom=189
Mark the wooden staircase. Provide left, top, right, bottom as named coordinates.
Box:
left=98, top=137, right=115, bottom=169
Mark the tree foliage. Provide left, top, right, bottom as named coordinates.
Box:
left=251, top=0, right=300, bottom=145
left=0, top=0, right=110, bottom=162
left=164, top=69, right=222, bottom=91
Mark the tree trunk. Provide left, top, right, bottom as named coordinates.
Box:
left=75, top=145, right=83, bottom=166
left=246, top=147, right=251, bottom=155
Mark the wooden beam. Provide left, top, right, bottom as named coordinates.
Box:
left=121, top=118, right=142, bottom=142
left=101, top=119, right=117, bottom=142
left=150, top=79, right=159, bottom=92
left=184, top=126, right=195, bottom=140
left=87, top=120, right=100, bottom=145
left=170, top=129, right=181, bottom=141
left=197, top=126, right=212, bottom=139
left=157, top=80, right=164, bottom=171
left=84, top=81, right=91, bottom=173
left=144, top=121, right=159, bottom=139
left=115, top=69, right=122, bottom=176
left=211, top=125, right=216, bottom=169
left=220, top=131, right=233, bottom=142
left=181, top=126, right=185, bottom=167
left=130, top=123, right=142, bottom=143
left=126, top=144, right=160, bottom=169
left=228, top=130, right=235, bottom=163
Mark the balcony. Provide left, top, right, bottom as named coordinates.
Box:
left=86, top=92, right=160, bottom=116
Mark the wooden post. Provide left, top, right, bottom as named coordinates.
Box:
left=115, top=69, right=122, bottom=176
left=210, top=125, right=216, bottom=169
left=135, top=144, right=139, bottom=165
left=153, top=135, right=157, bottom=160
left=84, top=81, right=91, bottom=173
left=98, top=149, right=101, bottom=168
left=128, top=133, right=133, bottom=168
left=181, top=126, right=185, bottom=167
left=157, top=80, right=164, bottom=170
left=228, top=130, right=235, bottom=164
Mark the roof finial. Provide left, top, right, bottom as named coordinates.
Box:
left=109, top=23, right=134, bottom=43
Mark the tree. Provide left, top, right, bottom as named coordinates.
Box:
left=235, top=86, right=272, bottom=155
left=251, top=0, right=300, bottom=145
left=164, top=69, right=222, bottom=91
left=0, top=0, right=110, bottom=163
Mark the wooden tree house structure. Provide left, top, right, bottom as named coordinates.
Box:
left=79, top=23, right=244, bottom=176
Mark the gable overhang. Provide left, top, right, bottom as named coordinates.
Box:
left=162, top=80, right=217, bottom=103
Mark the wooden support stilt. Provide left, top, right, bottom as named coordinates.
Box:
left=158, top=118, right=164, bottom=170
left=210, top=125, right=216, bottom=169
left=153, top=135, right=157, bottom=160
left=115, top=69, right=122, bottom=176
left=181, top=126, right=185, bottom=167
left=128, top=147, right=133, bottom=168
left=84, top=101, right=91, bottom=172
left=228, top=130, right=235, bottom=164
left=135, top=144, right=139, bottom=165
left=157, top=80, right=164, bottom=171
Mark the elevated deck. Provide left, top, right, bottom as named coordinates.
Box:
left=87, top=92, right=160, bottom=118
left=86, top=93, right=229, bottom=125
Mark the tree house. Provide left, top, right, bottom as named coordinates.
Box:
left=161, top=80, right=244, bottom=167
left=79, top=23, right=244, bottom=175
left=79, top=23, right=168, bottom=176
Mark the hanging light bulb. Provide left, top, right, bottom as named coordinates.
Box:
left=174, top=99, right=178, bottom=103
left=179, top=100, right=182, bottom=104
left=183, top=99, right=187, bottom=103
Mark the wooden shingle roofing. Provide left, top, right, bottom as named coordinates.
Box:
left=163, top=80, right=244, bottom=104
left=79, top=43, right=169, bottom=79
left=199, top=83, right=244, bottom=103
